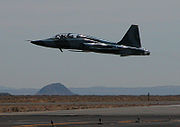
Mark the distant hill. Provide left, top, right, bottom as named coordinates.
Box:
left=70, top=86, right=180, bottom=95
left=0, top=93, right=11, bottom=96
left=0, top=86, right=38, bottom=95
left=36, top=83, right=75, bottom=95
left=1, top=85, right=180, bottom=95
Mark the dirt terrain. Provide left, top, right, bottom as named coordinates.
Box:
left=0, top=95, right=180, bottom=113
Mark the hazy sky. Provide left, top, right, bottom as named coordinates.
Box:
left=0, top=0, right=180, bottom=88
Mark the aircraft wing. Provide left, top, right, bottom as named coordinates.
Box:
left=68, top=49, right=85, bottom=52
left=83, top=43, right=115, bottom=49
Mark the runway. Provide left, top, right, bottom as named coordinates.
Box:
left=1, top=105, right=180, bottom=127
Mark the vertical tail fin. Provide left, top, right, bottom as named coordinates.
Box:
left=117, top=25, right=141, bottom=48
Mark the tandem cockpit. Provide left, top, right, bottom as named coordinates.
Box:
left=53, top=33, right=112, bottom=43
left=54, top=33, right=87, bottom=39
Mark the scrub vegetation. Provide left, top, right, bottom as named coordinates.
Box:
left=0, top=95, right=180, bottom=113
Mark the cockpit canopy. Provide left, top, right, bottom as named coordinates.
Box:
left=53, top=33, right=111, bottom=43
left=54, top=33, right=86, bottom=39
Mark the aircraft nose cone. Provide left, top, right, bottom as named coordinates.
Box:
left=30, top=40, right=44, bottom=46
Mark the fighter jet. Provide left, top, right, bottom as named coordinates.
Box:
left=30, top=25, right=150, bottom=56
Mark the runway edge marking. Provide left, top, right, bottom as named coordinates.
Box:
left=13, top=121, right=90, bottom=127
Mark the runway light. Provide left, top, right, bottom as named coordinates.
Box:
left=51, top=120, right=55, bottom=127
left=136, top=116, right=141, bottom=123
left=168, top=116, right=172, bottom=121
left=98, top=118, right=103, bottom=124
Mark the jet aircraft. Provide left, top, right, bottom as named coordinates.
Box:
left=30, top=25, right=150, bottom=56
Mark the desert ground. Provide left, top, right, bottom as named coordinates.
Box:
left=1, top=95, right=180, bottom=113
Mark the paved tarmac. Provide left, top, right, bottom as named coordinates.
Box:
left=1, top=101, right=180, bottom=106
left=1, top=105, right=180, bottom=127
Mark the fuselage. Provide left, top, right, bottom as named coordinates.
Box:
left=31, top=33, right=150, bottom=56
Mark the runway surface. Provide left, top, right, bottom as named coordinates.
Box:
left=1, top=105, right=180, bottom=127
